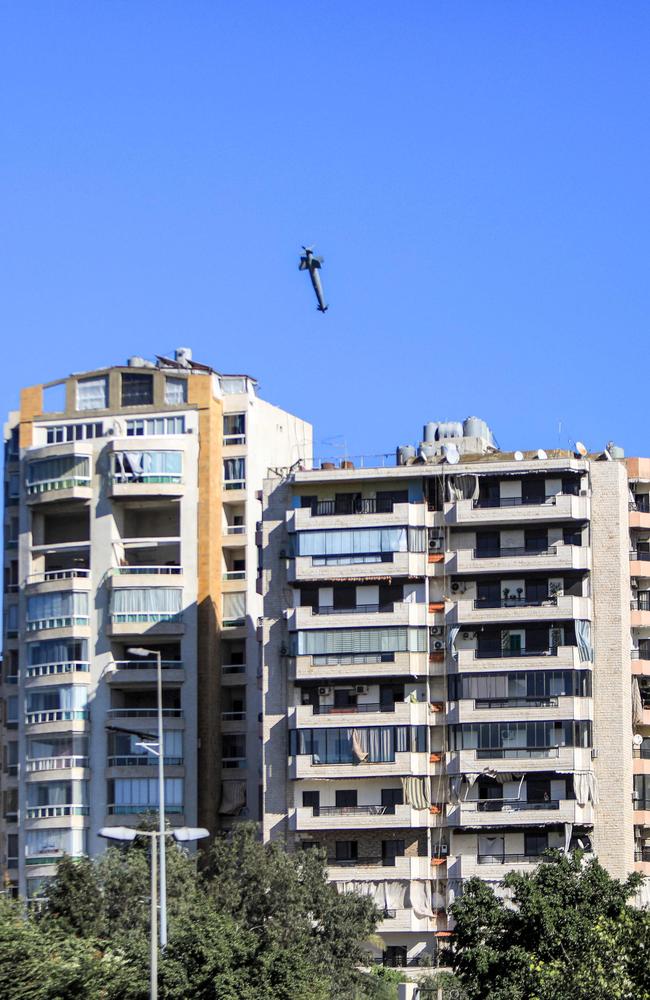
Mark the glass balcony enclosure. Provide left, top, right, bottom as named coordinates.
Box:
left=26, top=455, right=90, bottom=495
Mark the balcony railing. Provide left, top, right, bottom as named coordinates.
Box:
left=311, top=498, right=396, bottom=516
left=221, top=711, right=246, bottom=722
left=225, top=525, right=246, bottom=535
left=312, top=603, right=394, bottom=616
left=111, top=566, right=182, bottom=576
left=328, top=855, right=384, bottom=866
left=106, top=708, right=183, bottom=719
left=26, top=710, right=89, bottom=724
left=475, top=746, right=561, bottom=759
left=222, top=757, right=247, bottom=769
left=475, top=646, right=559, bottom=659
left=27, top=661, right=90, bottom=678
left=635, top=848, right=650, bottom=862
left=26, top=616, right=90, bottom=632
left=313, top=804, right=391, bottom=816
left=477, top=853, right=544, bottom=865
left=223, top=479, right=246, bottom=491
left=222, top=663, right=246, bottom=675
left=473, top=596, right=558, bottom=609
left=474, top=546, right=556, bottom=559
left=26, top=476, right=91, bottom=496
left=28, top=569, right=91, bottom=583
left=632, top=596, right=650, bottom=612
left=107, top=804, right=183, bottom=815
left=223, top=434, right=246, bottom=446
left=223, top=571, right=246, bottom=581
left=630, top=550, right=650, bottom=561
left=632, top=648, right=650, bottom=661
left=111, top=659, right=183, bottom=671
left=464, top=799, right=560, bottom=812
left=311, top=652, right=396, bottom=666
left=633, top=748, right=650, bottom=759
left=26, top=805, right=89, bottom=819
left=473, top=495, right=570, bottom=509
left=633, top=497, right=650, bottom=513
left=109, top=613, right=183, bottom=624
left=474, top=697, right=559, bottom=709
left=312, top=703, right=397, bottom=715
left=26, top=756, right=88, bottom=772
left=107, top=755, right=183, bottom=767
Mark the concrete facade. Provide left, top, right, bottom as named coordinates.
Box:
left=262, top=424, right=639, bottom=969
left=1, top=350, right=311, bottom=898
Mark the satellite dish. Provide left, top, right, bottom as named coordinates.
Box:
left=575, top=441, right=588, bottom=457
left=443, top=443, right=460, bottom=465
left=633, top=733, right=644, bottom=746
left=514, top=451, right=524, bottom=462
left=537, top=449, right=548, bottom=460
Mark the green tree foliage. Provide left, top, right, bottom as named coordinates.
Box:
left=2, top=824, right=380, bottom=1000
left=448, top=851, right=650, bottom=1000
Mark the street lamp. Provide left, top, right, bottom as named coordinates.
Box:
left=127, top=646, right=167, bottom=947
left=99, top=825, right=208, bottom=1000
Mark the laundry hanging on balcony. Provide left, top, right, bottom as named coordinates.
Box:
left=570, top=771, right=599, bottom=807
left=575, top=620, right=593, bottom=663
left=446, top=474, right=479, bottom=502
left=633, top=677, right=644, bottom=729
left=218, top=780, right=247, bottom=815
left=446, top=626, right=460, bottom=660
left=401, top=776, right=431, bottom=810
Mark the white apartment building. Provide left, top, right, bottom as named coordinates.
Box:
left=1, top=348, right=311, bottom=899
left=262, top=418, right=637, bottom=969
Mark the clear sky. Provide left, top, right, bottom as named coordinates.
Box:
left=2, top=2, right=650, bottom=461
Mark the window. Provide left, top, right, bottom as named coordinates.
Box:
left=7, top=474, right=19, bottom=498
left=6, top=697, right=18, bottom=725
left=26, top=828, right=86, bottom=859
left=126, top=416, right=185, bottom=436
left=222, top=733, right=246, bottom=765
left=382, top=839, right=405, bottom=866
left=302, top=790, right=320, bottom=815
left=164, top=377, right=187, bottom=404
left=111, top=450, right=182, bottom=483
left=27, top=455, right=90, bottom=492
left=223, top=592, right=246, bottom=626
left=296, top=527, right=425, bottom=564
left=220, top=377, right=247, bottom=395
left=46, top=423, right=103, bottom=443
left=296, top=627, right=427, bottom=657
left=121, top=373, right=154, bottom=406
left=110, top=778, right=183, bottom=812
left=290, top=726, right=425, bottom=764
left=76, top=377, right=108, bottom=411
left=26, top=591, right=89, bottom=629
left=381, top=788, right=404, bottom=814
left=524, top=831, right=549, bottom=857
left=6, top=604, right=18, bottom=633
left=335, top=789, right=358, bottom=808
left=335, top=840, right=357, bottom=862
left=224, top=457, right=246, bottom=489
left=28, top=638, right=88, bottom=667
left=110, top=588, right=182, bottom=622
left=26, top=686, right=88, bottom=716
left=223, top=413, right=246, bottom=444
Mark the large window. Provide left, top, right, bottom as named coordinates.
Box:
left=164, top=377, right=187, bottom=404
left=27, top=781, right=87, bottom=808
left=290, top=725, right=426, bottom=763
left=27, top=638, right=88, bottom=668
left=27, top=735, right=88, bottom=763
left=634, top=775, right=650, bottom=810
left=223, top=413, right=246, bottom=445
left=26, top=686, right=88, bottom=718
left=25, top=828, right=86, bottom=860
left=449, top=720, right=592, bottom=752
left=109, top=778, right=183, bottom=814
left=111, top=451, right=182, bottom=483
left=126, top=416, right=185, bottom=436
left=295, top=626, right=426, bottom=657
left=223, top=592, right=246, bottom=626
left=46, top=423, right=103, bottom=444
left=26, top=455, right=90, bottom=493
left=224, top=457, right=246, bottom=489
left=110, top=588, right=182, bottom=623
left=448, top=670, right=592, bottom=701
left=220, top=377, right=247, bottom=395
left=296, top=527, right=425, bottom=565
left=26, top=592, right=89, bottom=630
left=76, top=376, right=108, bottom=411
left=108, top=729, right=182, bottom=765
left=121, top=373, right=154, bottom=406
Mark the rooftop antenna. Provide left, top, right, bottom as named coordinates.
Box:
left=443, top=443, right=460, bottom=465
left=575, top=441, right=588, bottom=457
left=537, top=449, right=548, bottom=460
left=514, top=450, right=524, bottom=462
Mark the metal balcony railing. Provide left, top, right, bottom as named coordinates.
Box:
left=474, top=546, right=556, bottom=559
left=28, top=569, right=91, bottom=583
left=635, top=848, right=650, bottom=862
left=107, top=755, right=183, bottom=767
left=312, top=703, right=397, bottom=715
left=477, top=852, right=543, bottom=865
left=313, top=804, right=392, bottom=816
left=223, top=570, right=246, bottom=581
left=111, top=566, right=182, bottom=576
left=473, top=495, right=563, bottom=509
left=311, top=498, right=396, bottom=516
left=475, top=646, right=558, bottom=659
left=221, top=711, right=246, bottom=722
left=312, top=603, right=394, bottom=616
left=464, top=799, right=560, bottom=812
left=475, top=746, right=561, bottom=759
left=107, top=804, right=183, bottom=815
left=632, top=595, right=650, bottom=612
left=106, top=707, right=182, bottom=718
left=27, top=661, right=90, bottom=678
left=474, top=697, right=559, bottom=709
left=26, top=616, right=89, bottom=631
left=473, top=596, right=558, bottom=609
left=111, top=659, right=183, bottom=671
left=26, top=476, right=91, bottom=496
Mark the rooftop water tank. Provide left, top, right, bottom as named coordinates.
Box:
left=436, top=421, right=463, bottom=440
left=423, top=422, right=439, bottom=443
left=418, top=442, right=437, bottom=462
left=606, top=441, right=625, bottom=459
left=175, top=347, right=193, bottom=366
left=397, top=445, right=417, bottom=466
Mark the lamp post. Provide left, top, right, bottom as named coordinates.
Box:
left=127, top=646, right=167, bottom=946
left=99, top=825, right=208, bottom=1000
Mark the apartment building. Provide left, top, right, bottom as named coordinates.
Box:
left=262, top=418, right=637, bottom=969
left=1, top=349, right=312, bottom=899
left=627, top=458, right=650, bottom=874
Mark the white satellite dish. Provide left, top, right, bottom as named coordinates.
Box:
left=633, top=733, right=644, bottom=746
left=575, top=441, right=588, bottom=457
left=514, top=450, right=524, bottom=462
left=443, top=443, right=460, bottom=465
left=537, top=449, right=548, bottom=460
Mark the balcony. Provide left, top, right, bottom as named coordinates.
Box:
left=291, top=602, right=427, bottom=631
left=447, top=798, right=593, bottom=829
left=107, top=755, right=184, bottom=768
left=447, top=594, right=591, bottom=627
left=107, top=659, right=184, bottom=683
left=26, top=569, right=91, bottom=590
left=108, top=449, right=184, bottom=499
left=450, top=695, right=591, bottom=726
left=447, top=543, right=591, bottom=576
left=106, top=707, right=183, bottom=721
left=291, top=802, right=442, bottom=831
left=289, top=650, right=433, bottom=682
left=26, top=756, right=88, bottom=773
left=631, top=596, right=650, bottom=628
left=289, top=750, right=438, bottom=780
left=291, top=501, right=424, bottom=532
left=26, top=661, right=90, bottom=680
left=629, top=550, right=650, bottom=578
left=26, top=471, right=92, bottom=505
left=445, top=493, right=590, bottom=526
left=290, top=551, right=426, bottom=583
left=326, top=854, right=433, bottom=882
left=26, top=805, right=89, bottom=819
left=107, top=613, right=185, bottom=637
left=25, top=710, right=89, bottom=726
left=448, top=745, right=593, bottom=776
left=454, top=644, right=582, bottom=673
left=290, top=702, right=431, bottom=728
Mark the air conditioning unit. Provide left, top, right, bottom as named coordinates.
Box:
left=431, top=640, right=444, bottom=652
left=462, top=632, right=471, bottom=640
left=591, top=748, right=599, bottom=759
left=355, top=685, right=368, bottom=695
left=279, top=645, right=288, bottom=656
left=451, top=582, right=462, bottom=592
left=434, top=843, right=449, bottom=857
left=429, top=538, right=444, bottom=552
left=430, top=625, right=445, bottom=637
left=318, top=686, right=331, bottom=696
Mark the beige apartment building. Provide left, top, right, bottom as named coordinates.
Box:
left=1, top=349, right=311, bottom=899
left=262, top=418, right=643, bottom=969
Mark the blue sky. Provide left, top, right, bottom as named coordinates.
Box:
left=2, top=2, right=650, bottom=461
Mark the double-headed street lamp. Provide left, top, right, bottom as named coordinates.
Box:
left=99, top=825, right=208, bottom=1000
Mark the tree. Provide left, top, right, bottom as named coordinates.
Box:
left=448, top=851, right=650, bottom=1000
left=28, top=823, right=381, bottom=1000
